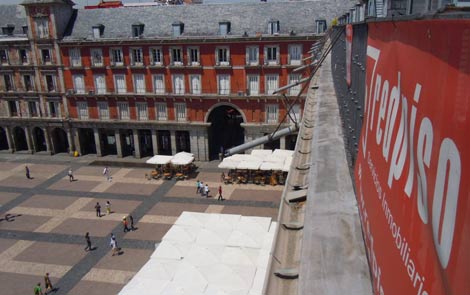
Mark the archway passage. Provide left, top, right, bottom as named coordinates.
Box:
left=139, top=129, right=153, bottom=158
left=33, top=127, right=47, bottom=152
left=0, top=128, right=8, bottom=150
left=51, top=128, right=69, bottom=154
left=208, top=105, right=244, bottom=160
left=13, top=126, right=28, bottom=151
left=78, top=128, right=96, bottom=155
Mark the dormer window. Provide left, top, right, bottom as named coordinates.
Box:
left=172, top=22, right=184, bottom=37
left=132, top=23, right=144, bottom=38
left=22, top=26, right=28, bottom=35
left=92, top=24, right=104, bottom=39
left=219, top=21, right=230, bottom=36
left=315, top=20, right=327, bottom=34
left=2, top=25, right=14, bottom=36
left=268, top=20, right=280, bottom=35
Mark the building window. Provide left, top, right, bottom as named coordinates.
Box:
left=92, top=25, right=103, bottom=38
left=153, top=74, right=165, bottom=94
left=2, top=25, right=14, bottom=36
left=156, top=103, right=167, bottom=121
left=0, top=49, right=9, bottom=65
left=174, top=103, right=187, bottom=122
left=136, top=102, right=148, bottom=121
left=69, top=48, right=81, bottom=67
left=247, top=75, right=259, bottom=96
left=3, top=74, right=14, bottom=91
left=150, top=47, right=163, bottom=65
left=23, top=75, right=34, bottom=92
left=28, top=101, right=38, bottom=117
left=288, top=45, right=302, bottom=65
left=188, top=47, right=200, bottom=66
left=216, top=47, right=229, bottom=65
left=170, top=47, right=182, bottom=66
left=35, top=17, right=49, bottom=38
left=45, top=75, right=56, bottom=92
left=130, top=48, right=143, bottom=66
left=289, top=74, right=301, bottom=96
left=268, top=20, right=280, bottom=35
left=114, top=74, right=127, bottom=94
left=48, top=101, right=60, bottom=117
left=265, top=46, right=279, bottom=65
left=8, top=101, right=18, bottom=117
left=22, top=26, right=28, bottom=35
left=246, top=46, right=259, bottom=65
left=176, top=131, right=190, bottom=153
left=219, top=21, right=231, bottom=36
left=172, top=22, right=184, bottom=37
left=172, top=74, right=185, bottom=94
left=117, top=102, right=130, bottom=120
left=132, top=23, right=144, bottom=38
left=73, top=75, right=85, bottom=94
left=90, top=48, right=103, bottom=66
left=315, top=20, right=327, bottom=34
left=97, top=101, right=109, bottom=120
left=133, top=74, right=146, bottom=93
left=265, top=74, right=278, bottom=95
left=190, top=75, right=201, bottom=94
left=19, top=49, right=29, bottom=64
left=288, top=104, right=301, bottom=123
left=94, top=74, right=106, bottom=94
left=77, top=101, right=89, bottom=120
left=218, top=75, right=230, bottom=95
left=266, top=104, right=279, bottom=123
left=41, top=49, right=51, bottom=64
left=110, top=48, right=123, bottom=66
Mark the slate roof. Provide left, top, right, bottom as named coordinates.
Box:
left=64, top=1, right=355, bottom=40
left=0, top=5, right=28, bottom=36
left=21, top=0, right=75, bottom=5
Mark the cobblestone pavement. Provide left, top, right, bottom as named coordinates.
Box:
left=0, top=154, right=283, bottom=295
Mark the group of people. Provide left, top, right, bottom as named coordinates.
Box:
left=33, top=273, right=53, bottom=295
left=94, top=200, right=113, bottom=217
left=196, top=180, right=224, bottom=201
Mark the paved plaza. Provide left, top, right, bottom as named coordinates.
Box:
left=0, top=155, right=282, bottom=295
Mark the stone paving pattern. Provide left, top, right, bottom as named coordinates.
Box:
left=0, top=157, right=283, bottom=294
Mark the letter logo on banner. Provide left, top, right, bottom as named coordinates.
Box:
left=355, top=20, right=470, bottom=295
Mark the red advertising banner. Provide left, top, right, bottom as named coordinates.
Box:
left=355, top=20, right=470, bottom=295
left=346, top=24, right=353, bottom=86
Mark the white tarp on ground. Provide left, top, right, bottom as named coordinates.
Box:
left=118, top=212, right=277, bottom=295
left=146, top=155, right=174, bottom=165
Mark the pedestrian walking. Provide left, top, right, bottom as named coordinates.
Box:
left=25, top=166, right=32, bottom=179
left=200, top=181, right=204, bottom=196
left=68, top=168, right=74, bottom=182
left=122, top=216, right=129, bottom=232
left=84, top=232, right=92, bottom=252
left=106, top=200, right=111, bottom=215
left=129, top=214, right=135, bottom=231
left=95, top=202, right=101, bottom=217
left=44, top=273, right=53, bottom=294
left=218, top=185, right=224, bottom=201
left=33, top=282, right=43, bottom=295
left=110, top=233, right=119, bottom=256
left=103, top=166, right=112, bottom=182
left=196, top=180, right=201, bottom=194
left=204, top=184, right=210, bottom=198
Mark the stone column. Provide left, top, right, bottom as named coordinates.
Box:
left=133, top=129, right=141, bottom=158
left=151, top=129, right=158, bottom=155
left=115, top=129, right=123, bottom=158
left=66, top=128, right=75, bottom=155
left=24, top=127, right=34, bottom=154
left=170, top=130, right=177, bottom=155
left=280, top=136, right=286, bottom=149
left=44, top=128, right=52, bottom=155
left=93, top=128, right=102, bottom=157
left=5, top=127, right=14, bottom=153
left=71, top=128, right=80, bottom=156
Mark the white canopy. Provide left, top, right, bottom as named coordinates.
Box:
left=218, top=158, right=240, bottom=170
left=250, top=149, right=273, bottom=160
left=146, top=155, right=173, bottom=165
left=174, top=151, right=194, bottom=159
left=283, top=156, right=293, bottom=172
left=237, top=159, right=262, bottom=170
left=171, top=156, right=194, bottom=165
left=260, top=161, right=284, bottom=171
left=272, top=149, right=295, bottom=158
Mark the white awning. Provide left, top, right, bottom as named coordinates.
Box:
left=283, top=156, right=293, bottom=172
left=237, top=159, right=262, bottom=170
left=250, top=149, right=273, bottom=160
left=174, top=151, right=194, bottom=159
left=171, top=155, right=194, bottom=165
left=218, top=158, right=240, bottom=169
left=272, top=149, right=295, bottom=158
left=260, top=161, right=283, bottom=171
left=146, top=155, right=173, bottom=165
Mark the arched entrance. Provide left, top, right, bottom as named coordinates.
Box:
left=0, top=128, right=8, bottom=150
left=33, top=127, right=47, bottom=152
left=207, top=105, right=245, bottom=160
left=51, top=128, right=69, bottom=154
left=78, top=128, right=96, bottom=155
left=12, top=126, right=28, bottom=151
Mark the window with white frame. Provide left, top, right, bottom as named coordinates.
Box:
left=172, top=74, right=185, bottom=94
left=153, top=75, right=165, bottom=94
left=92, top=26, right=101, bottom=39
left=265, top=74, right=278, bottom=95
left=190, top=75, right=201, bottom=94
left=97, top=101, right=109, bottom=120
left=133, top=74, right=146, bottom=93
left=172, top=23, right=184, bottom=37
left=247, top=75, right=259, bottom=95
left=246, top=46, right=259, bottom=65
left=114, top=74, right=126, bottom=94
left=188, top=47, right=200, bottom=65
left=289, top=74, right=302, bottom=96
left=0, top=49, right=9, bottom=65
left=265, top=46, right=279, bottom=65
left=219, top=22, right=230, bottom=36
left=23, top=74, right=34, bottom=91
left=69, top=48, right=81, bottom=67
left=41, top=48, right=51, bottom=64
left=288, top=104, right=301, bottom=123
left=35, top=17, right=49, bottom=38
left=216, top=47, right=229, bottom=65
left=90, top=48, right=103, bottom=66
left=77, top=101, right=89, bottom=119
left=110, top=48, right=123, bottom=66
left=266, top=104, right=279, bottom=123
left=130, top=48, right=143, bottom=65
left=218, top=75, right=230, bottom=95
left=28, top=101, right=39, bottom=117
left=45, top=75, right=56, bottom=92
left=73, top=75, right=85, bottom=94
left=136, top=102, right=148, bottom=121
left=288, top=44, right=302, bottom=65
left=268, top=20, right=280, bottom=35
left=170, top=47, right=182, bottom=65
left=156, top=103, right=167, bottom=121
left=8, top=100, right=19, bottom=117
left=48, top=101, right=60, bottom=117
left=94, top=74, right=106, bottom=94
left=150, top=47, right=163, bottom=65
left=174, top=103, right=187, bottom=122
left=117, top=102, right=130, bottom=120
left=19, top=48, right=29, bottom=64
left=3, top=74, right=14, bottom=91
